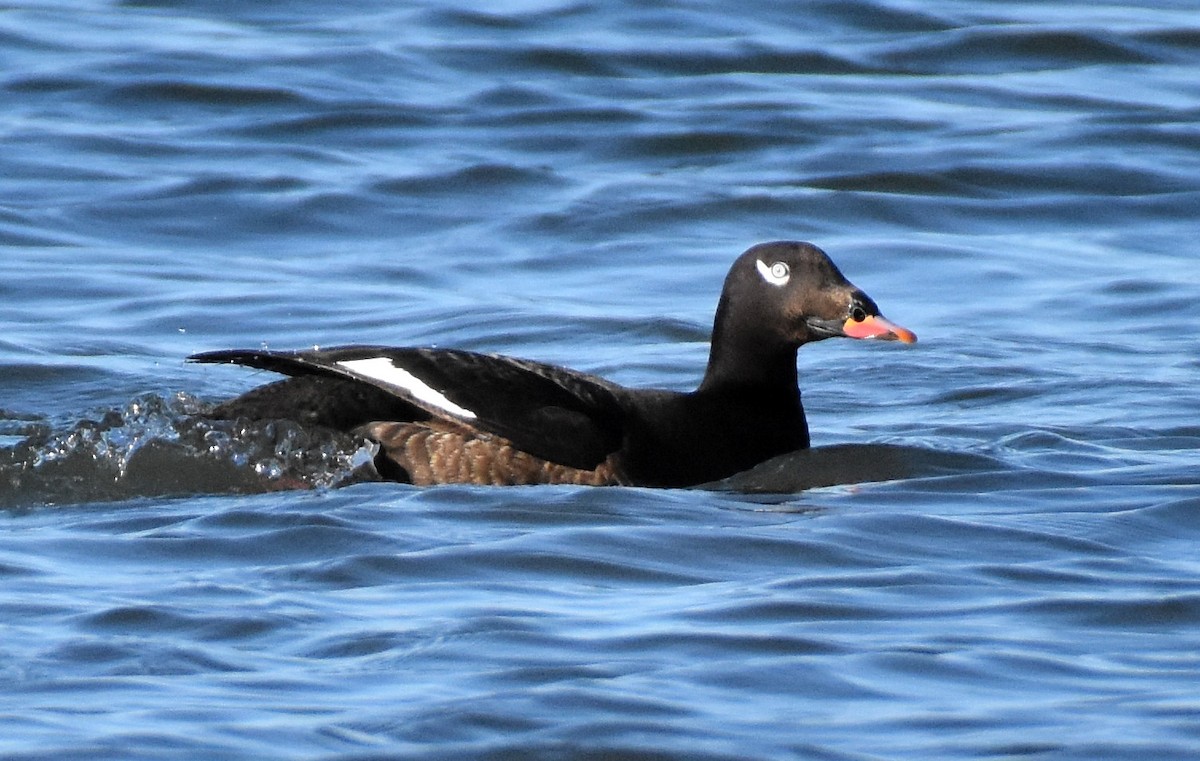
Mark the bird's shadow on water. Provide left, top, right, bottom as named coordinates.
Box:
left=704, top=443, right=1009, bottom=494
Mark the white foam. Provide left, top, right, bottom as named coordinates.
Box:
left=336, top=357, right=477, bottom=419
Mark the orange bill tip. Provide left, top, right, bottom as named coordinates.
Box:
left=842, top=314, right=917, bottom=344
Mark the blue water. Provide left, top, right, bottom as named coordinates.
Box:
left=3, top=0, right=1200, bottom=758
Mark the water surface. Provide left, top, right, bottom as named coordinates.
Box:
left=2, top=0, right=1199, bottom=758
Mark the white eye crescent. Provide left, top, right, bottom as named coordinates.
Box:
left=756, top=259, right=790, bottom=287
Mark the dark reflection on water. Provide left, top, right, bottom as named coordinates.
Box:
left=709, top=443, right=1004, bottom=493
left=3, top=0, right=1200, bottom=758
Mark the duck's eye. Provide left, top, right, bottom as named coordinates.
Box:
left=849, top=305, right=868, bottom=322
left=755, top=259, right=791, bottom=287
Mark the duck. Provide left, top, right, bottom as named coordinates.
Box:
left=189, top=241, right=915, bottom=488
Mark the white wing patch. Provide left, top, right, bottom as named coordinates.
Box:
left=755, top=259, right=791, bottom=287
left=336, top=357, right=477, bottom=419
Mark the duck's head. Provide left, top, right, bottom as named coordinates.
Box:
left=718, top=241, right=916, bottom=350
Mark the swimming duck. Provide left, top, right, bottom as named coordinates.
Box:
left=190, top=241, right=915, bottom=487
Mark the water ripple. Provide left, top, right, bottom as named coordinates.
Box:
left=3, top=0, right=1200, bottom=758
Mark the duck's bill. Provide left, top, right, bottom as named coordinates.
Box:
left=841, top=314, right=917, bottom=344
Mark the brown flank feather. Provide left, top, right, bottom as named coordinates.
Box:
left=358, top=420, right=625, bottom=486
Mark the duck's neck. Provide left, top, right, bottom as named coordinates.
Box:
left=696, top=302, right=801, bottom=396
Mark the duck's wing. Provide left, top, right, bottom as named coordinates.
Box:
left=189, top=346, right=626, bottom=470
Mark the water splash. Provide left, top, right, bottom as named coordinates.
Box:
left=1, top=393, right=378, bottom=508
